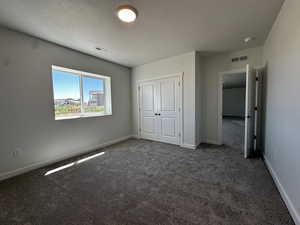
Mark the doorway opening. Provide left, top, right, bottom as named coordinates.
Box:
left=222, top=71, right=246, bottom=151
left=218, top=65, right=262, bottom=158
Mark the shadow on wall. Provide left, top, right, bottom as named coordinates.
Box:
left=261, top=63, right=268, bottom=155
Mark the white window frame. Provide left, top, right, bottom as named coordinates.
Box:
left=52, top=65, right=112, bottom=120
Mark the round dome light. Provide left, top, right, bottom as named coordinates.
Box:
left=117, top=5, right=138, bottom=23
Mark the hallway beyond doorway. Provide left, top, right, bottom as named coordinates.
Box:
left=223, top=117, right=245, bottom=150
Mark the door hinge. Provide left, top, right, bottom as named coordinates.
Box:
left=256, top=77, right=259, bottom=81
left=178, top=132, right=181, bottom=137
left=178, top=82, right=181, bottom=86
left=254, top=107, right=258, bottom=111
left=139, top=128, right=141, bottom=132
left=253, top=135, right=257, bottom=140
left=138, top=86, right=141, bottom=91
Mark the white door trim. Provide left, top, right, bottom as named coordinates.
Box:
left=137, top=73, right=184, bottom=146
left=137, top=73, right=184, bottom=83
left=217, top=68, right=247, bottom=145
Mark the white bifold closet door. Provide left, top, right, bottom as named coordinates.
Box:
left=139, top=76, right=181, bottom=145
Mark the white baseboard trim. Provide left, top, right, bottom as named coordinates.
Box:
left=204, top=139, right=221, bottom=145
left=180, top=143, right=197, bottom=150
left=131, top=134, right=140, bottom=139
left=196, top=139, right=202, bottom=148
left=0, top=135, right=133, bottom=182
left=264, top=156, right=300, bottom=225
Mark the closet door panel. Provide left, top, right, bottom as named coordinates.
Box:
left=139, top=76, right=180, bottom=145
left=139, top=82, right=158, bottom=140
left=157, top=77, right=179, bottom=144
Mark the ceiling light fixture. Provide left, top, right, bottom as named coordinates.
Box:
left=117, top=5, right=138, bottom=23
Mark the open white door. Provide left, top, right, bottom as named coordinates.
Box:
left=244, top=65, right=256, bottom=158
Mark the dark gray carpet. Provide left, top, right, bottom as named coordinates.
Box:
left=0, top=139, right=294, bottom=225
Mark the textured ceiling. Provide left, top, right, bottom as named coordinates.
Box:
left=0, top=0, right=284, bottom=67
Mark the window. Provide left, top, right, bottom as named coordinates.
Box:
left=51, top=65, right=112, bottom=120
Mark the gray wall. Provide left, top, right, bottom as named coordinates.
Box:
left=132, top=52, right=197, bottom=147
left=263, top=0, right=300, bottom=223
left=0, top=27, right=132, bottom=177
left=223, top=87, right=246, bottom=117
left=203, top=47, right=263, bottom=143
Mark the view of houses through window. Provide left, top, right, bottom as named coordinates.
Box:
left=52, top=66, right=111, bottom=120
left=82, top=76, right=105, bottom=114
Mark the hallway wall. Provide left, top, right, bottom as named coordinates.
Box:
left=202, top=47, right=263, bottom=143
left=223, top=87, right=246, bottom=117
left=263, top=0, right=300, bottom=224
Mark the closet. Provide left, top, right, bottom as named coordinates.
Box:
left=138, top=74, right=182, bottom=145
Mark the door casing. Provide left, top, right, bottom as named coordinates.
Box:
left=218, top=65, right=263, bottom=158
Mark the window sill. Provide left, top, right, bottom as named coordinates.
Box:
left=55, top=113, right=112, bottom=121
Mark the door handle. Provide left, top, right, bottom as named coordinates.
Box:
left=154, top=113, right=161, bottom=116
